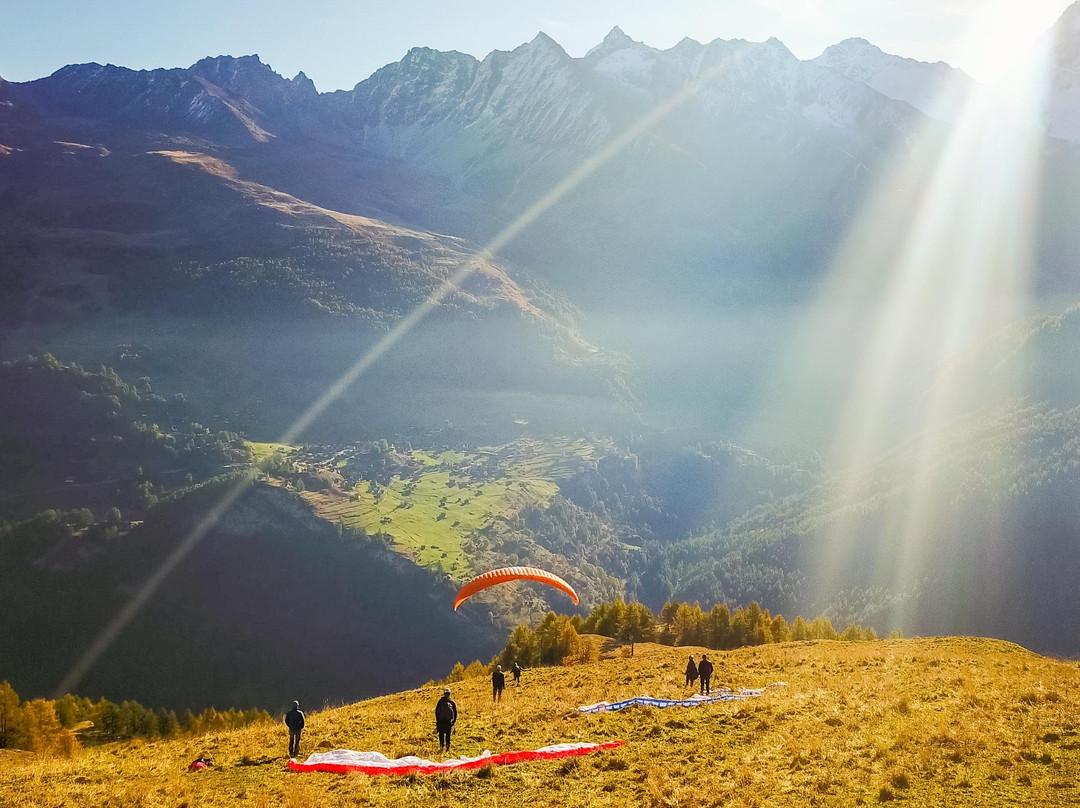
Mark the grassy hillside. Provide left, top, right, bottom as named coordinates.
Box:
left=3, top=638, right=1079, bottom=806
left=301, top=438, right=600, bottom=577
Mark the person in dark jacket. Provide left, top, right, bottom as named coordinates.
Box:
left=698, top=654, right=714, bottom=695
left=435, top=687, right=457, bottom=752
left=512, top=661, right=523, bottom=685
left=284, top=700, right=305, bottom=758
left=492, top=664, right=506, bottom=704
left=684, top=654, right=698, bottom=687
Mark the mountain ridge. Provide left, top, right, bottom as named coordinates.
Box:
left=812, top=37, right=977, bottom=122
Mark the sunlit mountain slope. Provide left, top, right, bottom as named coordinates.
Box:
left=2, top=638, right=1079, bottom=807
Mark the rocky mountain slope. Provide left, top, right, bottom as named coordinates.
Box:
left=812, top=38, right=976, bottom=122
left=0, top=56, right=633, bottom=441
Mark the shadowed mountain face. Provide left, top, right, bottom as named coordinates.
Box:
left=0, top=479, right=501, bottom=710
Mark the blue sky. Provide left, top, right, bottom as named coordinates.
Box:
left=1, top=0, right=1074, bottom=89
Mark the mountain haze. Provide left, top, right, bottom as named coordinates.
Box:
left=5, top=11, right=1080, bottom=709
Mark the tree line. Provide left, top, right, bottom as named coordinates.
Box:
left=0, top=680, right=269, bottom=755
left=490, top=598, right=883, bottom=671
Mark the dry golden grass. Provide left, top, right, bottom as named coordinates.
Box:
left=3, top=637, right=1079, bottom=806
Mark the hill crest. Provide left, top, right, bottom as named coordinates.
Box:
left=2, top=637, right=1077, bottom=806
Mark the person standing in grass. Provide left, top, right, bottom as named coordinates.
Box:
left=512, top=660, right=523, bottom=685
left=435, top=687, right=457, bottom=752
left=684, top=654, right=698, bottom=688
left=284, top=700, right=305, bottom=758
left=492, top=664, right=506, bottom=704
left=698, top=654, right=714, bottom=695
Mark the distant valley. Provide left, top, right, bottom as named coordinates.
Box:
left=4, top=8, right=1080, bottom=710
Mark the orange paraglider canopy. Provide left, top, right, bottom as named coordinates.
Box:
left=453, top=566, right=579, bottom=610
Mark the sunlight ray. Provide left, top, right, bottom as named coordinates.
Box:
left=54, top=55, right=741, bottom=697
left=885, top=44, right=1054, bottom=630
left=802, top=13, right=1055, bottom=618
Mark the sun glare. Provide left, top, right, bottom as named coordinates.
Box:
left=787, top=8, right=1058, bottom=625
left=953, top=0, right=1069, bottom=84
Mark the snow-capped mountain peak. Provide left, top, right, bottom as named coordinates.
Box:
left=586, top=26, right=638, bottom=58
left=1046, top=0, right=1080, bottom=75
left=1060, top=0, right=1080, bottom=30
left=813, top=37, right=976, bottom=122
left=586, top=27, right=659, bottom=86
left=519, top=32, right=571, bottom=61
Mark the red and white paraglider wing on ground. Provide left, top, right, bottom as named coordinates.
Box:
left=288, top=741, right=624, bottom=775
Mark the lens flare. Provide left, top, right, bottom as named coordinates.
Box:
left=54, top=56, right=739, bottom=698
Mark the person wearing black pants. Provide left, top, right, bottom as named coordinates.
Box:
left=698, top=655, right=714, bottom=695
left=435, top=688, right=457, bottom=752
left=684, top=654, right=698, bottom=687
left=284, top=700, right=305, bottom=758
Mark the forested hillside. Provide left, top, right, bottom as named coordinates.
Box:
left=0, top=354, right=248, bottom=518
left=5, top=332, right=1080, bottom=709
left=645, top=402, right=1080, bottom=653
left=0, top=477, right=501, bottom=711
